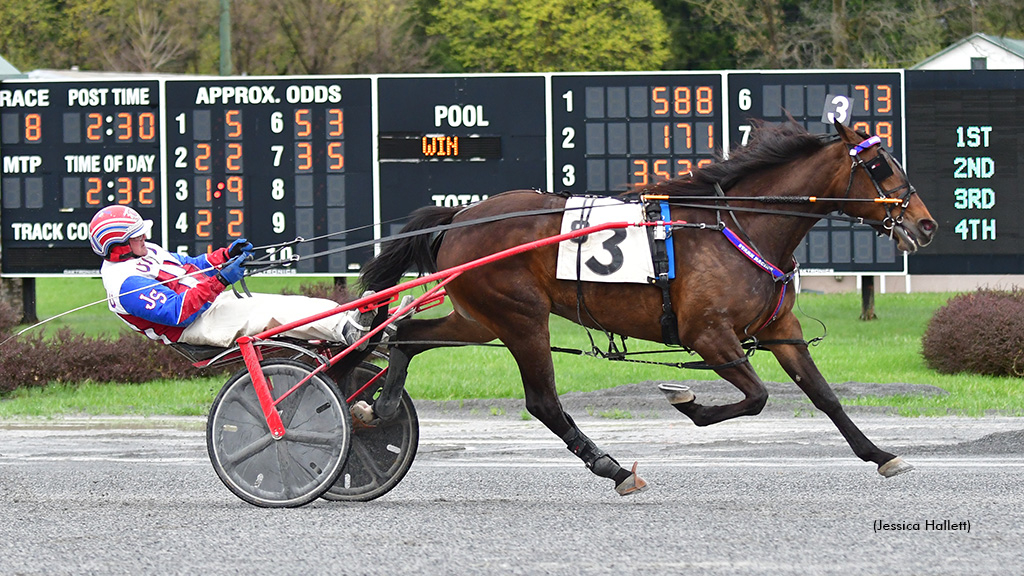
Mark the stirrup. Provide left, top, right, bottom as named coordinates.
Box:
left=394, top=294, right=415, bottom=321
left=382, top=295, right=416, bottom=343
left=341, top=317, right=371, bottom=350
left=354, top=290, right=378, bottom=327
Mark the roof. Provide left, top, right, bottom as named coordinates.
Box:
left=0, top=54, right=22, bottom=77
left=983, top=33, right=1024, bottom=57
left=913, top=32, right=1024, bottom=69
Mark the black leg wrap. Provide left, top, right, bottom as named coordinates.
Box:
left=561, top=427, right=624, bottom=481
left=373, top=347, right=411, bottom=421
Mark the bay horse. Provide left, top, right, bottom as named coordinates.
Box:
left=359, top=120, right=936, bottom=495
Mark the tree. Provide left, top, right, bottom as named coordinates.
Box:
left=5, top=0, right=219, bottom=74
left=688, top=0, right=810, bottom=68
left=346, top=0, right=435, bottom=73
left=426, top=0, right=671, bottom=72
left=231, top=0, right=296, bottom=75
left=0, top=0, right=84, bottom=71
left=688, top=0, right=951, bottom=69
left=649, top=0, right=737, bottom=70
left=233, top=0, right=433, bottom=75
left=0, top=0, right=434, bottom=76
left=79, top=2, right=193, bottom=72
left=933, top=0, right=1024, bottom=40
left=272, top=0, right=359, bottom=74
left=805, top=0, right=947, bottom=69
left=0, top=0, right=51, bottom=70
left=3, top=0, right=1021, bottom=76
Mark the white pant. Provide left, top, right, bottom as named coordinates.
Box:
left=179, top=292, right=365, bottom=347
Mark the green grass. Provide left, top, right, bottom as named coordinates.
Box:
left=2, top=278, right=1022, bottom=418
left=0, top=379, right=223, bottom=417
left=399, top=291, right=1024, bottom=417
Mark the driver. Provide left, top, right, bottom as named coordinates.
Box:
left=89, top=205, right=376, bottom=349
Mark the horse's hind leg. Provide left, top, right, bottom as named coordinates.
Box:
left=361, top=313, right=497, bottom=421
left=455, top=290, right=645, bottom=495
left=503, top=331, right=646, bottom=495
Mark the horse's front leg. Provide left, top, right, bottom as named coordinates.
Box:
left=764, top=315, right=913, bottom=478
left=663, top=333, right=770, bottom=426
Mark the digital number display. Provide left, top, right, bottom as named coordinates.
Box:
left=378, top=133, right=502, bottom=160
left=728, top=71, right=905, bottom=274
left=163, top=78, right=374, bottom=273
left=905, top=70, right=1024, bottom=274
left=3, top=71, right=1021, bottom=278
left=551, top=73, right=724, bottom=195
left=1, top=80, right=161, bottom=274
left=376, top=76, right=547, bottom=234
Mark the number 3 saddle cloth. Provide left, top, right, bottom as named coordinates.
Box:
left=555, top=196, right=656, bottom=284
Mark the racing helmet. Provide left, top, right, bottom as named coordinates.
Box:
left=88, top=205, right=153, bottom=257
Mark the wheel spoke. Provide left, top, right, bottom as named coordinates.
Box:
left=349, top=438, right=388, bottom=485
left=275, top=374, right=312, bottom=429
left=231, top=386, right=266, bottom=424
left=285, top=427, right=346, bottom=448
left=219, top=433, right=274, bottom=467
left=274, top=442, right=303, bottom=499
left=285, top=384, right=325, bottom=431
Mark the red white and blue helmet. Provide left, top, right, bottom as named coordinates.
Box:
left=88, top=206, right=153, bottom=257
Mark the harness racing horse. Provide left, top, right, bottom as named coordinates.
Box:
left=360, top=120, right=937, bottom=495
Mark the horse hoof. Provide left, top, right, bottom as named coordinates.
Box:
left=878, top=457, right=914, bottom=478
left=614, top=461, right=648, bottom=496
left=658, top=382, right=695, bottom=405
left=350, top=400, right=376, bottom=424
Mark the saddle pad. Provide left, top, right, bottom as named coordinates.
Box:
left=555, top=196, right=654, bottom=284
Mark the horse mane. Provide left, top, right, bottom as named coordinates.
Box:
left=641, top=120, right=828, bottom=197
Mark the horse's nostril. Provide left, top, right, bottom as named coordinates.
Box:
left=921, top=219, right=936, bottom=233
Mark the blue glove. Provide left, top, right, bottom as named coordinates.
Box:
left=228, top=238, right=253, bottom=258
left=216, top=255, right=248, bottom=286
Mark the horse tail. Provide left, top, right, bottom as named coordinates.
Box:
left=359, top=205, right=460, bottom=292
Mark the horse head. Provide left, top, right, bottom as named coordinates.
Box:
left=834, top=121, right=936, bottom=253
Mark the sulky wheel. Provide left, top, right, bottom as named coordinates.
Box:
left=206, top=359, right=351, bottom=508
left=321, top=361, right=419, bottom=502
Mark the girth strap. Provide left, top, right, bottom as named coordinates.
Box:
left=644, top=200, right=681, bottom=346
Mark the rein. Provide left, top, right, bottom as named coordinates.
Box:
left=253, top=132, right=916, bottom=271
left=644, top=199, right=902, bottom=227
left=244, top=203, right=571, bottom=272
left=250, top=196, right=904, bottom=271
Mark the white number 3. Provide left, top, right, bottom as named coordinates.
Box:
left=826, top=94, right=851, bottom=124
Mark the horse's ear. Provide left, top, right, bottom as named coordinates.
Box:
left=834, top=119, right=859, bottom=145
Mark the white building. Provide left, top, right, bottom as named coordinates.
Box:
left=913, top=32, right=1024, bottom=70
